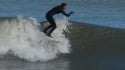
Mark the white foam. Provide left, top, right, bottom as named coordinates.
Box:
left=0, top=16, right=71, bottom=62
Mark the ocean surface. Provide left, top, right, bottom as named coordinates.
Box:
left=0, top=0, right=125, bottom=29
left=0, top=0, right=125, bottom=70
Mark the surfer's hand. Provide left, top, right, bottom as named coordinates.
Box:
left=70, top=11, right=74, bottom=14
left=68, top=12, right=74, bottom=17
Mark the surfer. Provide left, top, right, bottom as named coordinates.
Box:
left=43, top=3, right=74, bottom=37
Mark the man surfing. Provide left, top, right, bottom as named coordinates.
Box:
left=43, top=3, right=74, bottom=38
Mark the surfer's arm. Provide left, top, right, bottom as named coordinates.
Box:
left=61, top=10, right=74, bottom=17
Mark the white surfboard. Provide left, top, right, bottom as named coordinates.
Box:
left=40, top=32, right=60, bottom=42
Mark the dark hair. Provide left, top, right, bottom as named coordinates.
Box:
left=61, top=3, right=67, bottom=7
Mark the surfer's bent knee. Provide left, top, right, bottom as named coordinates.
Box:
left=52, top=24, right=57, bottom=29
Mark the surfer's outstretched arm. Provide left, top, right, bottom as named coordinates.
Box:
left=61, top=10, right=74, bottom=17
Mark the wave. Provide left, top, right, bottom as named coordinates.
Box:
left=0, top=16, right=125, bottom=62
left=0, top=16, right=71, bottom=62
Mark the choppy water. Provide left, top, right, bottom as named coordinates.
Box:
left=0, top=16, right=71, bottom=62
left=0, top=17, right=125, bottom=70
left=0, top=0, right=125, bottom=70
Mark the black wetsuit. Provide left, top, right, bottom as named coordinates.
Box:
left=43, top=5, right=73, bottom=37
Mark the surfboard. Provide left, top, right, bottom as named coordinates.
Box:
left=40, top=32, right=60, bottom=42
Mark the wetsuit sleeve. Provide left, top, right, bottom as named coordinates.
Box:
left=61, top=10, right=71, bottom=17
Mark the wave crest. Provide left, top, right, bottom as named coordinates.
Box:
left=0, top=16, right=71, bottom=62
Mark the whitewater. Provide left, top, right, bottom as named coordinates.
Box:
left=0, top=16, right=71, bottom=62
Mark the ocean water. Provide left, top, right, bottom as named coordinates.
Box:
left=0, top=0, right=125, bottom=28
left=0, top=0, right=125, bottom=70
left=0, top=17, right=72, bottom=70
left=0, top=17, right=125, bottom=70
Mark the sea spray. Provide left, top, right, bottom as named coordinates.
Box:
left=0, top=16, right=71, bottom=62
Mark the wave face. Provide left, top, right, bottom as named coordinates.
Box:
left=0, top=16, right=71, bottom=62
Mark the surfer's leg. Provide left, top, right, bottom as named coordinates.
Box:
left=43, top=16, right=52, bottom=34
left=43, top=25, right=52, bottom=34
left=47, top=24, right=57, bottom=37
left=47, top=18, right=57, bottom=37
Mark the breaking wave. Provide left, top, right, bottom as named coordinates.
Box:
left=0, top=16, right=71, bottom=62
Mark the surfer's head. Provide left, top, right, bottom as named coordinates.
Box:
left=61, top=3, right=67, bottom=9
